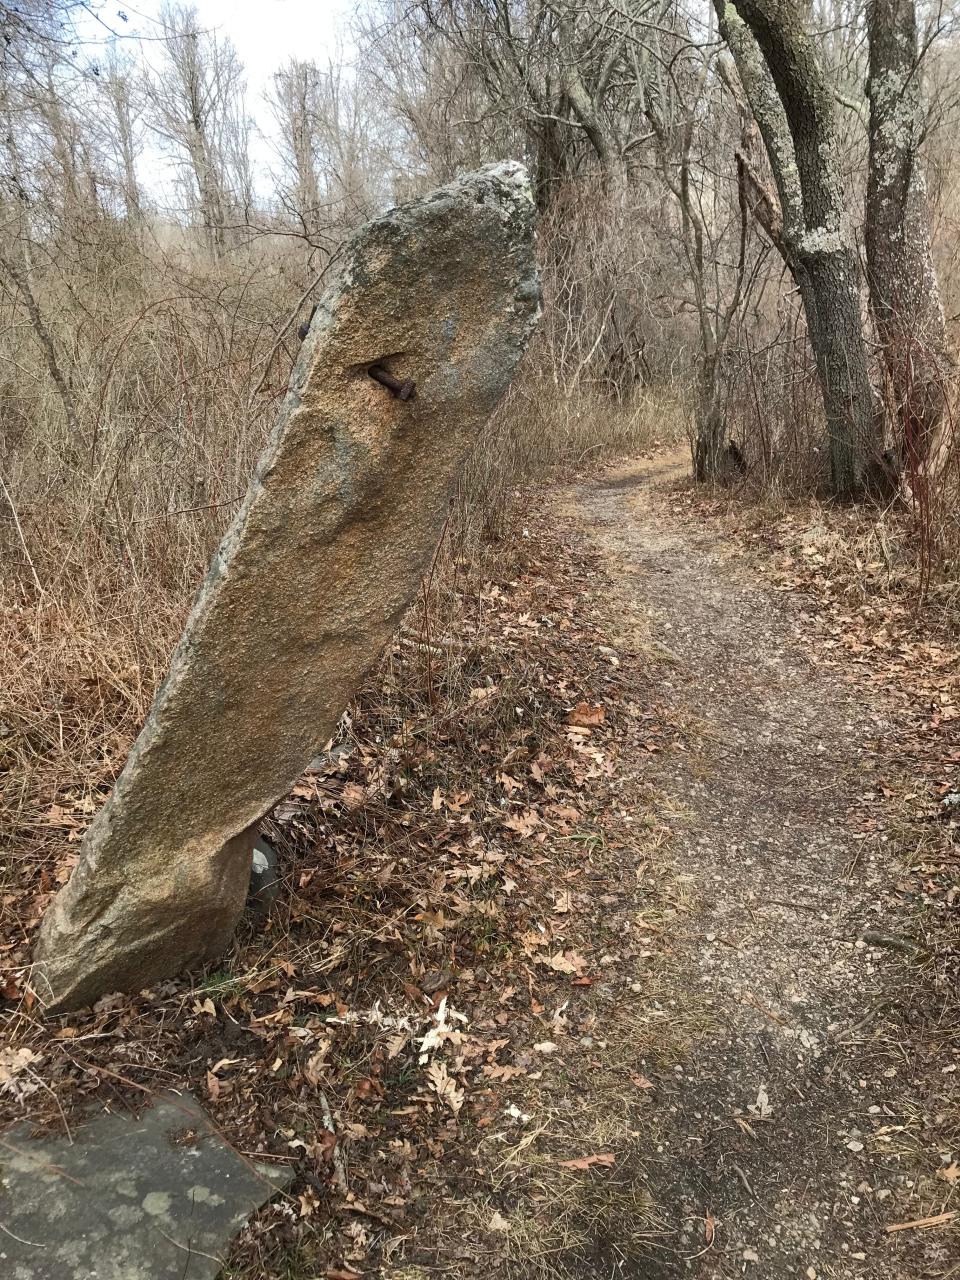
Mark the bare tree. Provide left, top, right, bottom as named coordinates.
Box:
left=364, top=1, right=647, bottom=204
left=269, top=59, right=324, bottom=238
left=96, top=50, right=144, bottom=223
left=147, top=3, right=250, bottom=257
left=865, top=0, right=951, bottom=475
left=0, top=7, right=86, bottom=440
left=714, top=0, right=881, bottom=496
left=633, top=6, right=755, bottom=478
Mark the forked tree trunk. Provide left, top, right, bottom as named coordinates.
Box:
left=865, top=0, right=951, bottom=477
left=715, top=0, right=882, bottom=497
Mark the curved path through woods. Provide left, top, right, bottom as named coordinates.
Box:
left=571, top=455, right=952, bottom=1280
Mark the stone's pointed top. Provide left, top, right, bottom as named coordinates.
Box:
left=35, top=164, right=541, bottom=1013
left=390, top=162, right=534, bottom=221
left=448, top=160, right=535, bottom=206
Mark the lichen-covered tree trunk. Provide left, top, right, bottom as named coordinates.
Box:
left=866, top=0, right=951, bottom=475
left=715, top=0, right=882, bottom=497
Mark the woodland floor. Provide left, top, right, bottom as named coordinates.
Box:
left=2, top=449, right=959, bottom=1279
left=563, top=454, right=959, bottom=1279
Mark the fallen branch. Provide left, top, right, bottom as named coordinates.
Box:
left=886, top=1211, right=958, bottom=1234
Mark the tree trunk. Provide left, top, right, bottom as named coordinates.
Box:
left=557, top=14, right=618, bottom=185
left=865, top=0, right=951, bottom=476
left=716, top=0, right=882, bottom=496
left=694, top=355, right=727, bottom=482
left=0, top=242, right=79, bottom=441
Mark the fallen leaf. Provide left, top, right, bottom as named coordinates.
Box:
left=748, top=1084, right=772, bottom=1119
left=483, top=1063, right=526, bottom=1081
left=541, top=950, right=587, bottom=976
left=209, top=1056, right=242, bottom=1075
left=938, top=1162, right=960, bottom=1185
left=557, top=1152, right=615, bottom=1170
left=0, top=1047, right=39, bottom=1102
left=340, top=782, right=367, bottom=809
left=425, top=1060, right=464, bottom=1114
left=386, top=1033, right=408, bottom=1060
left=504, top=808, right=540, bottom=838
left=304, top=1046, right=330, bottom=1087
left=566, top=702, right=605, bottom=727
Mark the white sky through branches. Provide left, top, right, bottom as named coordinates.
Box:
left=78, top=1, right=356, bottom=205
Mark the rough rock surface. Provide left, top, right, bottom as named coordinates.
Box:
left=34, top=162, right=540, bottom=1012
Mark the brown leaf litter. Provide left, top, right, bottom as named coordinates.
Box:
left=2, top=450, right=958, bottom=1278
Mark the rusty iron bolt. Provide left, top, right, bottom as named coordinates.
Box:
left=368, top=364, right=416, bottom=401
left=298, top=303, right=318, bottom=342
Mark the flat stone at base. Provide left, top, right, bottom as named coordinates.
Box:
left=0, top=1090, right=291, bottom=1279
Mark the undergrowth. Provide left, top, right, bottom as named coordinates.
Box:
left=1, top=481, right=689, bottom=1279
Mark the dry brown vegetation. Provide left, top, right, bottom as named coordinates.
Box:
left=4, top=484, right=693, bottom=1278
left=2, top=0, right=960, bottom=1274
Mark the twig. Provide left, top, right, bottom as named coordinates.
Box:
left=886, top=1211, right=958, bottom=1234
left=132, top=496, right=243, bottom=526
left=834, top=998, right=894, bottom=1044
left=0, top=470, right=44, bottom=598
left=755, top=1033, right=771, bottom=1067
left=155, top=1227, right=224, bottom=1267
left=0, top=1138, right=85, bottom=1186
left=0, top=1221, right=46, bottom=1247
left=742, top=991, right=789, bottom=1026
left=730, top=1161, right=755, bottom=1199
left=862, top=930, right=922, bottom=955
left=251, top=265, right=333, bottom=397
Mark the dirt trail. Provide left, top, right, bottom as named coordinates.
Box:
left=572, top=455, right=952, bottom=1280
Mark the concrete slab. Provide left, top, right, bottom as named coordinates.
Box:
left=0, top=1090, right=292, bottom=1279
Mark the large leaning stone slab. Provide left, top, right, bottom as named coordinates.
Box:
left=35, top=162, right=540, bottom=1011
left=0, top=1090, right=292, bottom=1279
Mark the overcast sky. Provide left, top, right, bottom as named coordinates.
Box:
left=80, top=1, right=357, bottom=202
left=92, top=1, right=356, bottom=85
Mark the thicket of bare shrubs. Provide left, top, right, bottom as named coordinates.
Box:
left=5, top=1, right=960, bottom=878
